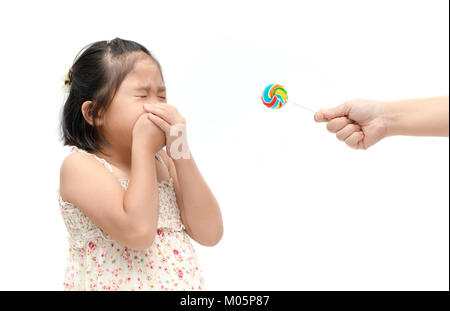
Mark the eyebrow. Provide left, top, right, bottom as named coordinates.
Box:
left=135, top=85, right=166, bottom=92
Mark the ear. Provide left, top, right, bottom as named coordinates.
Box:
left=81, top=100, right=104, bottom=127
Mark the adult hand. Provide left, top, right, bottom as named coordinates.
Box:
left=314, top=99, right=388, bottom=150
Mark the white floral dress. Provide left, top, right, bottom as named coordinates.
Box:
left=57, top=146, right=205, bottom=291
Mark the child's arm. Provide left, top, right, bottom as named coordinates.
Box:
left=144, top=103, right=223, bottom=246
left=161, top=150, right=223, bottom=246
left=59, top=113, right=165, bottom=251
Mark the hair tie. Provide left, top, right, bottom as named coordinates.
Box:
left=62, top=68, right=72, bottom=92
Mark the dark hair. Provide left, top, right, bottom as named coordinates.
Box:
left=59, top=37, right=164, bottom=155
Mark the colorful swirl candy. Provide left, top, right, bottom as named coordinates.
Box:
left=261, top=83, right=288, bottom=109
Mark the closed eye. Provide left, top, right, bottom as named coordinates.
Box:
left=136, top=96, right=166, bottom=99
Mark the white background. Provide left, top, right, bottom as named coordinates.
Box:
left=0, top=0, right=448, bottom=290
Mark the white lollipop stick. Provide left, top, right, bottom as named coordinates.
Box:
left=287, top=101, right=316, bottom=113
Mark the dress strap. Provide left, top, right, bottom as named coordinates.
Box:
left=155, top=152, right=169, bottom=173
left=69, top=146, right=113, bottom=173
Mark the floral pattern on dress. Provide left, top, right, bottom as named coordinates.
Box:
left=57, top=146, right=204, bottom=291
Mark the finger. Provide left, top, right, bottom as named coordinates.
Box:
left=314, top=111, right=326, bottom=122
left=147, top=113, right=171, bottom=133
left=326, top=117, right=353, bottom=133
left=146, top=104, right=185, bottom=126
left=336, top=123, right=361, bottom=141
left=319, top=102, right=351, bottom=120
left=358, top=139, right=367, bottom=150
left=345, top=131, right=364, bottom=149
left=145, top=106, right=175, bottom=125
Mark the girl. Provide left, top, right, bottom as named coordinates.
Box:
left=57, top=38, right=223, bottom=291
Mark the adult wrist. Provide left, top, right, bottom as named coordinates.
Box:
left=382, top=100, right=403, bottom=137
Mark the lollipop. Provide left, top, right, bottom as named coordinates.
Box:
left=261, top=83, right=315, bottom=112
left=261, top=83, right=287, bottom=109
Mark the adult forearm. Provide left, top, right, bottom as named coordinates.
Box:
left=384, top=96, right=449, bottom=137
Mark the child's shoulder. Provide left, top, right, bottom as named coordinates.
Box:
left=59, top=149, right=114, bottom=202
left=60, top=149, right=100, bottom=174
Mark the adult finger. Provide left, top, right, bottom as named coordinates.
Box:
left=326, top=117, right=353, bottom=133
left=317, top=102, right=351, bottom=121
left=336, top=123, right=361, bottom=141
left=345, top=131, right=364, bottom=149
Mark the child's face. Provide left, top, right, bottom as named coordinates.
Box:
left=100, top=54, right=167, bottom=151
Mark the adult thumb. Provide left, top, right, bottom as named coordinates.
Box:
left=319, top=102, right=351, bottom=121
